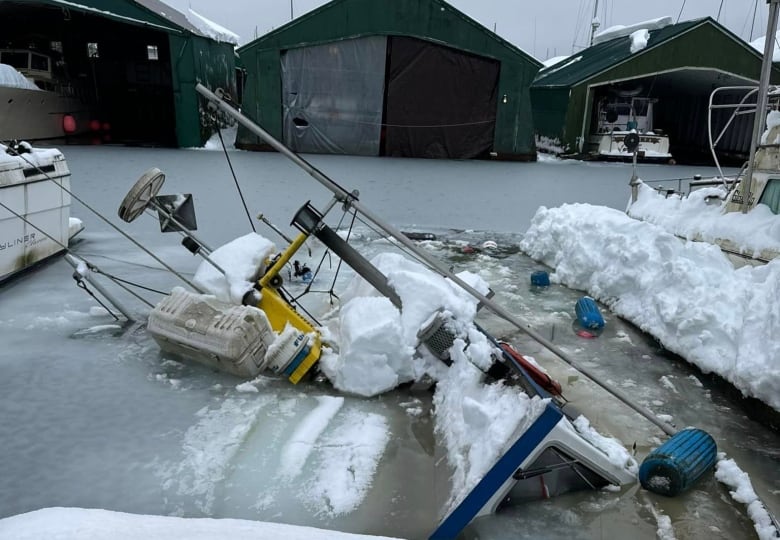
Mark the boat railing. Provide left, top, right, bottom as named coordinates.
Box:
left=708, top=85, right=780, bottom=181
left=639, top=170, right=741, bottom=200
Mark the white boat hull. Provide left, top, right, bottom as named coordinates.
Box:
left=588, top=131, right=672, bottom=161
left=0, top=146, right=72, bottom=282
left=0, top=86, right=92, bottom=141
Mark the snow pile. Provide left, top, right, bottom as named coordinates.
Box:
left=592, top=16, right=672, bottom=45
left=750, top=31, right=780, bottom=63
left=0, top=507, right=401, bottom=540
left=278, top=396, right=344, bottom=480
left=761, top=110, right=780, bottom=144
left=319, top=252, right=490, bottom=397
left=193, top=232, right=275, bottom=303
left=0, top=63, right=40, bottom=90
left=434, top=351, right=548, bottom=511
left=715, top=457, right=780, bottom=540
left=297, top=408, right=389, bottom=516
left=200, top=125, right=238, bottom=150
left=630, top=29, right=650, bottom=53
left=520, top=203, right=780, bottom=412
left=628, top=182, right=780, bottom=258
left=157, top=396, right=272, bottom=513
left=186, top=8, right=239, bottom=45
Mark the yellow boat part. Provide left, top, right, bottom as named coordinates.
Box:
left=255, top=232, right=321, bottom=384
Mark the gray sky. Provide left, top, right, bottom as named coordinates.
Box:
left=162, top=0, right=766, bottom=60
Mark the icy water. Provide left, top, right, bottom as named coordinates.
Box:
left=0, top=146, right=777, bottom=540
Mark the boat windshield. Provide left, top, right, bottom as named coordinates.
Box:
left=759, top=178, right=780, bottom=214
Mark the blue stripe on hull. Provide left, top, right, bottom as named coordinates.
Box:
left=283, top=344, right=311, bottom=377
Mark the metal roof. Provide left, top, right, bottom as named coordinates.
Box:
left=237, top=0, right=541, bottom=67
left=29, top=0, right=203, bottom=36
left=532, top=17, right=761, bottom=88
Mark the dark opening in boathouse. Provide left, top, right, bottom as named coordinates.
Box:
left=0, top=0, right=236, bottom=147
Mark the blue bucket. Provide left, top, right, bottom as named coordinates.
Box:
left=531, top=270, right=550, bottom=287
left=575, top=296, right=604, bottom=330
left=639, top=428, right=717, bottom=496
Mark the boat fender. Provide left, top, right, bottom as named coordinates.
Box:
left=531, top=270, right=550, bottom=287
left=639, top=428, right=717, bottom=496
left=575, top=296, right=604, bottom=330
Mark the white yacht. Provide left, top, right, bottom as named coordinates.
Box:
left=588, top=95, right=673, bottom=162
left=0, top=48, right=93, bottom=142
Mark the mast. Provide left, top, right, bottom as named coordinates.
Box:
left=589, top=0, right=600, bottom=46
left=742, top=0, right=780, bottom=213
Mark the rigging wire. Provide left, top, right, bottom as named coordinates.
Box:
left=216, top=123, right=256, bottom=233
left=571, top=0, right=588, bottom=53
left=750, top=0, right=759, bottom=42
left=0, top=200, right=155, bottom=309
left=676, top=0, right=687, bottom=23
left=75, top=278, right=120, bottom=321
left=716, top=0, right=724, bottom=22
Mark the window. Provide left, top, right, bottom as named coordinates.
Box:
left=759, top=178, right=780, bottom=215
left=87, top=42, right=99, bottom=58
left=30, top=53, right=49, bottom=72
left=50, top=41, right=63, bottom=53
left=146, top=45, right=159, bottom=61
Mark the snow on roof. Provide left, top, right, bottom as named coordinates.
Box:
left=0, top=63, right=40, bottom=91
left=186, top=8, right=240, bottom=45
left=750, top=31, right=780, bottom=62
left=542, top=55, right=570, bottom=68
left=630, top=29, right=650, bottom=54
left=592, top=16, right=673, bottom=45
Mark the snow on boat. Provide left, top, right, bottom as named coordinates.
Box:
left=0, top=141, right=83, bottom=283
left=626, top=7, right=780, bottom=267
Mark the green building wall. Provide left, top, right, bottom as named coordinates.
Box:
left=169, top=35, right=237, bottom=147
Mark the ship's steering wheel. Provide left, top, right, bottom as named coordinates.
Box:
left=117, top=168, right=166, bottom=223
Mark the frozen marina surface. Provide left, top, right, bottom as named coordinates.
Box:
left=0, top=146, right=777, bottom=539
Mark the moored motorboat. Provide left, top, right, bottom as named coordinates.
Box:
left=0, top=48, right=95, bottom=142
left=0, top=141, right=83, bottom=283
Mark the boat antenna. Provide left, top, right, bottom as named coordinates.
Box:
left=742, top=0, right=780, bottom=213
